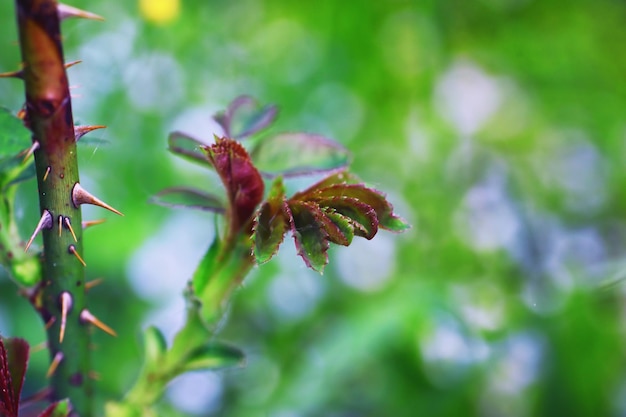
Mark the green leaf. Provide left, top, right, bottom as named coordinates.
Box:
left=180, top=341, right=245, bottom=373
left=309, top=184, right=410, bottom=232
left=143, top=326, right=167, bottom=365
left=251, top=133, right=351, bottom=178
left=151, top=187, right=225, bottom=213
left=285, top=200, right=330, bottom=273
left=0, top=108, right=30, bottom=161
left=167, top=131, right=213, bottom=168
left=253, top=177, right=288, bottom=264
left=322, top=209, right=354, bottom=246
left=37, top=399, right=70, bottom=417
left=214, top=96, right=277, bottom=139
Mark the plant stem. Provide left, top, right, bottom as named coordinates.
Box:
left=15, top=0, right=92, bottom=415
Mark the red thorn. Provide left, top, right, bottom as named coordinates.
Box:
left=43, top=166, right=51, bottom=182
left=21, top=141, right=39, bottom=164
left=82, top=218, right=106, bottom=229
left=85, top=278, right=103, bottom=291
left=0, top=68, right=24, bottom=79
left=80, top=309, right=117, bottom=337
left=25, top=210, right=53, bottom=252
left=58, top=4, right=105, bottom=21
left=74, top=125, right=106, bottom=141
left=68, top=245, right=87, bottom=267
left=72, top=183, right=123, bottom=216
left=45, top=316, right=56, bottom=330
left=59, top=292, right=73, bottom=343
left=46, top=352, right=64, bottom=378
left=64, top=217, right=78, bottom=242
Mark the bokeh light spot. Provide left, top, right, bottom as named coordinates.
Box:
left=139, top=0, right=180, bottom=24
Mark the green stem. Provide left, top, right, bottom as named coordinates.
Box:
left=15, top=1, right=92, bottom=415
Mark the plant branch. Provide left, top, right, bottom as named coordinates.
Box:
left=15, top=0, right=92, bottom=415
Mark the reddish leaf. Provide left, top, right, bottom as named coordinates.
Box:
left=204, top=137, right=265, bottom=232
left=151, top=187, right=225, bottom=213
left=0, top=338, right=29, bottom=417
left=284, top=200, right=330, bottom=273
left=251, top=133, right=351, bottom=178
left=214, top=96, right=277, bottom=139
left=291, top=171, right=360, bottom=199
left=253, top=178, right=288, bottom=264
left=308, top=184, right=410, bottom=232
left=322, top=209, right=355, bottom=246
left=315, top=197, right=379, bottom=239
left=168, top=131, right=213, bottom=168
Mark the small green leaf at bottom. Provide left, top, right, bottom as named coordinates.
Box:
left=181, top=342, right=245, bottom=373
left=37, top=399, right=70, bottom=417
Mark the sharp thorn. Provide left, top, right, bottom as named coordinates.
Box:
left=59, top=292, right=73, bottom=343
left=82, top=218, right=106, bottom=229
left=45, top=316, right=56, bottom=330
left=80, top=309, right=117, bottom=337
left=30, top=341, right=47, bottom=354
left=74, top=125, right=106, bottom=142
left=58, top=3, right=105, bottom=21
left=46, top=352, right=64, bottom=378
left=0, top=68, right=24, bottom=79
left=85, top=278, right=103, bottom=291
left=58, top=215, right=63, bottom=237
left=64, top=217, right=78, bottom=242
left=72, top=183, right=123, bottom=216
left=68, top=245, right=87, bottom=267
left=64, top=60, right=82, bottom=70
left=25, top=210, right=53, bottom=252
left=21, top=141, right=39, bottom=164
left=43, top=166, right=51, bottom=182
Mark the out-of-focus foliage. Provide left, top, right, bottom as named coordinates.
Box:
left=1, top=0, right=626, bottom=416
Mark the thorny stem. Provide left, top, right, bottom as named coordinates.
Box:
left=15, top=0, right=92, bottom=415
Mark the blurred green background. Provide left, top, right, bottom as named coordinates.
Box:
left=2, top=0, right=626, bottom=416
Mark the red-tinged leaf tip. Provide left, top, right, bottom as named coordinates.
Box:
left=0, top=338, right=29, bottom=417
left=285, top=200, right=330, bottom=273
left=205, top=137, right=264, bottom=232
left=151, top=187, right=225, bottom=213
left=308, top=184, right=410, bottom=232
left=251, top=132, right=351, bottom=178
left=253, top=177, right=288, bottom=264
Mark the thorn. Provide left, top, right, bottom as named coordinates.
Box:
left=21, top=141, right=40, bottom=164
left=58, top=215, right=63, bottom=237
left=88, top=371, right=101, bottom=380
left=79, top=309, right=117, bottom=337
left=75, top=125, right=106, bottom=142
left=58, top=4, right=105, bottom=21
left=45, top=316, right=56, bottom=330
left=30, top=341, right=47, bottom=354
left=25, top=210, right=53, bottom=252
left=64, top=217, right=78, bottom=242
left=68, top=245, right=86, bottom=267
left=0, top=68, right=24, bottom=79
left=82, top=218, right=106, bottom=229
left=43, top=166, right=51, bottom=182
left=71, top=183, right=123, bottom=216
left=46, top=352, right=64, bottom=378
left=59, top=292, right=73, bottom=343
left=85, top=278, right=103, bottom=291
left=64, top=60, right=82, bottom=70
